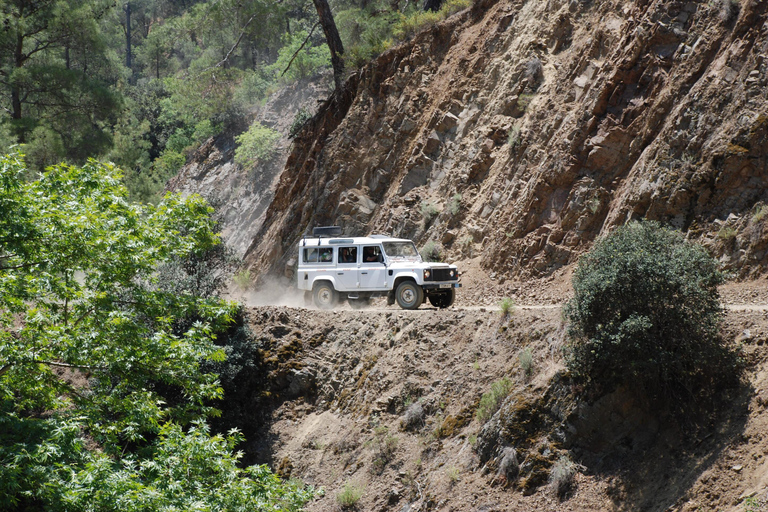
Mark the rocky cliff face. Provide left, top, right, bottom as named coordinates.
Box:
left=236, top=0, right=768, bottom=282
left=168, top=77, right=332, bottom=256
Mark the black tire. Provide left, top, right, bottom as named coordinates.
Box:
left=428, top=288, right=455, bottom=308
left=395, top=281, right=424, bottom=310
left=313, top=281, right=338, bottom=309
left=387, top=292, right=395, bottom=306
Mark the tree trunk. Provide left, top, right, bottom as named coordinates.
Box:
left=125, top=3, right=132, bottom=79
left=312, top=0, right=344, bottom=90
left=12, top=32, right=23, bottom=120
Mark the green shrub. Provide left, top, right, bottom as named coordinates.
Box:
left=518, top=347, right=534, bottom=378
left=337, top=481, right=363, bottom=509
left=549, top=455, right=577, bottom=498
left=499, top=297, right=515, bottom=317
left=421, top=200, right=439, bottom=222
left=507, top=125, right=521, bottom=148
left=476, top=377, right=513, bottom=423
left=448, top=193, right=462, bottom=215
left=234, top=122, right=281, bottom=169
left=563, top=221, right=738, bottom=407
left=420, top=241, right=442, bottom=262
left=289, top=107, right=313, bottom=139
left=752, top=204, right=768, bottom=223
left=717, top=225, right=737, bottom=240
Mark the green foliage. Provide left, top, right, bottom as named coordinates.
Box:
left=752, top=204, right=768, bottom=223
left=563, top=221, right=738, bottom=406
left=289, top=107, right=314, bottom=139
left=421, top=201, right=439, bottom=222
left=420, top=241, right=442, bottom=262
left=508, top=125, right=521, bottom=148
left=519, top=347, right=534, bottom=378
left=233, top=269, right=253, bottom=291
left=369, top=426, right=398, bottom=474
left=23, top=126, right=66, bottom=171
left=393, top=0, right=472, bottom=39
left=0, top=152, right=314, bottom=510
left=449, top=193, right=462, bottom=215
left=717, top=225, right=737, bottom=240
left=476, top=377, right=513, bottom=423
left=235, top=122, right=281, bottom=169
left=337, top=481, right=364, bottom=509
left=549, top=455, right=577, bottom=498
left=499, top=297, right=515, bottom=316
left=268, top=31, right=331, bottom=83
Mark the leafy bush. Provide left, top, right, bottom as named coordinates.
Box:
left=476, top=377, right=513, bottom=423
left=289, top=107, right=314, bottom=139
left=549, top=455, right=577, bottom=498
left=449, top=193, right=462, bottom=215
left=234, top=121, right=281, bottom=168
left=268, top=30, right=331, bottom=83
left=563, top=221, right=739, bottom=406
left=499, top=297, right=515, bottom=317
left=421, top=200, right=439, bottom=222
left=420, top=241, right=442, bottom=262
left=337, top=481, right=364, bottom=509
left=518, top=347, right=534, bottom=379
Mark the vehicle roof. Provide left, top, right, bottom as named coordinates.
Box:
left=299, top=235, right=413, bottom=247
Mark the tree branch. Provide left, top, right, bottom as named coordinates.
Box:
left=281, top=21, right=321, bottom=77
left=205, top=14, right=257, bottom=72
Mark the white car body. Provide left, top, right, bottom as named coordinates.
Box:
left=297, top=234, right=461, bottom=309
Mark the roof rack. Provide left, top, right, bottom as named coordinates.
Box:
left=369, top=234, right=390, bottom=239
left=312, top=226, right=343, bottom=237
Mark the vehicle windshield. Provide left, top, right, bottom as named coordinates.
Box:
left=382, top=241, right=422, bottom=262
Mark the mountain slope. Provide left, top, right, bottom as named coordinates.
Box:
left=240, top=0, right=768, bottom=281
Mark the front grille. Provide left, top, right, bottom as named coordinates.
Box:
left=427, top=268, right=458, bottom=281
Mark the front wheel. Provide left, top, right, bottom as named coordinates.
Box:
left=395, top=281, right=424, bottom=310
left=428, top=288, right=455, bottom=308
left=313, top=282, right=338, bottom=309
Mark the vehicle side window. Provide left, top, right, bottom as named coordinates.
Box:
left=303, top=248, right=318, bottom=263
left=338, top=246, right=357, bottom=264
left=303, top=247, right=333, bottom=264
left=362, top=246, right=383, bottom=263
left=318, top=248, right=333, bottom=262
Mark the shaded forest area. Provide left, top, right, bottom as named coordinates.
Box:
left=0, top=0, right=468, bottom=202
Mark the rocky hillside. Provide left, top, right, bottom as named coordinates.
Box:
left=234, top=295, right=768, bottom=512
left=224, top=0, right=768, bottom=282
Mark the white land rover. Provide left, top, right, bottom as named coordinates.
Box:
left=297, top=226, right=461, bottom=310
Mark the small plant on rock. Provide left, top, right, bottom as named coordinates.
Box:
left=476, top=377, right=513, bottom=423
left=499, top=297, right=515, bottom=317
left=448, top=193, right=462, bottom=215
left=518, top=347, right=534, bottom=379
left=370, top=426, right=398, bottom=474
left=337, top=481, right=364, bottom=509
left=420, top=241, right=442, bottom=262
left=421, top=201, right=439, bottom=223
left=549, top=455, right=577, bottom=499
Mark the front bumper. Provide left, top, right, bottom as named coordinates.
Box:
left=422, top=282, right=462, bottom=290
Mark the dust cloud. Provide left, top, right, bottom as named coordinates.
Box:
left=237, top=276, right=311, bottom=309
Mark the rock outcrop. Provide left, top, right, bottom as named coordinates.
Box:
left=178, top=0, right=768, bottom=281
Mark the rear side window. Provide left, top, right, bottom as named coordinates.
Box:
left=338, top=246, right=357, bottom=264
left=303, top=247, right=333, bottom=263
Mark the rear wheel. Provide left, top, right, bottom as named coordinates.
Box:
left=428, top=288, right=455, bottom=308
left=395, top=281, right=424, bottom=310
left=313, top=281, right=338, bottom=309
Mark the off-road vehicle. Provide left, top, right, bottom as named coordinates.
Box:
left=297, top=226, right=461, bottom=310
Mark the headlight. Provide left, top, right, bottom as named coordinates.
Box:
left=450, top=270, right=455, bottom=277
left=424, top=270, right=430, bottom=279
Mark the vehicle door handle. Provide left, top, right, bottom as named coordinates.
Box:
left=361, top=272, right=368, bottom=275
left=337, top=272, right=344, bottom=275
